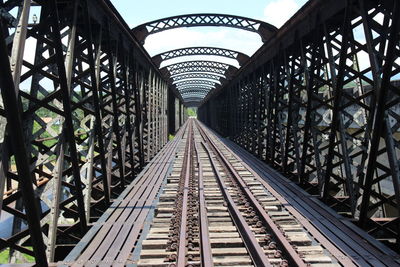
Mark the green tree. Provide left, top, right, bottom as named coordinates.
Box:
left=187, top=108, right=197, bottom=117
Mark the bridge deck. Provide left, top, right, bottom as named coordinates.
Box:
left=56, top=120, right=400, bottom=266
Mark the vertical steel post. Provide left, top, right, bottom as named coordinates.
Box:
left=359, top=0, right=400, bottom=226
left=48, top=0, right=87, bottom=231
left=81, top=0, right=110, bottom=204
left=0, top=20, right=48, bottom=267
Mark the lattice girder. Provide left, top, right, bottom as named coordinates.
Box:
left=171, top=73, right=226, bottom=84
left=176, top=84, right=216, bottom=91
left=0, top=0, right=169, bottom=263
left=161, top=60, right=237, bottom=78
left=152, top=46, right=249, bottom=66
left=174, top=79, right=219, bottom=88
left=179, top=88, right=211, bottom=95
left=132, top=13, right=277, bottom=44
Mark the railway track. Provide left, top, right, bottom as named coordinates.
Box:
left=62, top=118, right=400, bottom=266
left=136, top=119, right=347, bottom=267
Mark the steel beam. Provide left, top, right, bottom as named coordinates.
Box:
left=199, top=0, right=400, bottom=249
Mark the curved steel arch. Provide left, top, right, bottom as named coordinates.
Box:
left=175, top=79, right=220, bottom=88
left=132, top=13, right=277, bottom=44
left=176, top=84, right=215, bottom=92
left=165, top=60, right=234, bottom=70
left=183, top=95, right=206, bottom=100
left=163, top=61, right=236, bottom=102
left=181, top=92, right=209, bottom=99
left=179, top=87, right=210, bottom=92
left=152, top=46, right=249, bottom=67
left=171, top=73, right=226, bottom=83
left=161, top=60, right=237, bottom=77
left=167, top=66, right=227, bottom=76
left=179, top=88, right=211, bottom=94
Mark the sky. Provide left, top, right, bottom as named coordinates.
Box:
left=110, top=0, right=308, bottom=59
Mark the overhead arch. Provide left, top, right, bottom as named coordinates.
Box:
left=179, top=89, right=212, bottom=95
left=181, top=92, right=209, bottom=99
left=161, top=60, right=237, bottom=77
left=171, top=73, right=226, bottom=84
left=183, top=94, right=207, bottom=99
left=152, top=46, right=249, bottom=67
left=176, top=85, right=216, bottom=92
left=184, top=97, right=204, bottom=101
left=179, top=88, right=211, bottom=94
left=174, top=80, right=220, bottom=88
left=132, top=13, right=277, bottom=44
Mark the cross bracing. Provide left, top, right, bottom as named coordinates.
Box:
left=1, top=0, right=400, bottom=265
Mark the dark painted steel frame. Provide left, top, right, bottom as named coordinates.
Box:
left=132, top=13, right=277, bottom=44
left=0, top=0, right=175, bottom=263
left=152, top=46, right=249, bottom=67
left=199, top=0, right=400, bottom=250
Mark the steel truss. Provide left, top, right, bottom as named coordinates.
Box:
left=174, top=80, right=220, bottom=88
left=132, top=14, right=277, bottom=44
left=152, top=46, right=249, bottom=67
left=0, top=0, right=171, bottom=263
left=171, top=73, right=225, bottom=84
left=134, top=14, right=277, bottom=106
left=162, top=60, right=236, bottom=77
left=199, top=0, right=400, bottom=250
left=182, top=94, right=208, bottom=101
left=178, top=87, right=213, bottom=96
left=180, top=89, right=210, bottom=95
left=177, top=84, right=215, bottom=91
left=161, top=61, right=236, bottom=104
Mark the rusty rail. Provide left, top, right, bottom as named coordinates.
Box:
left=194, top=139, right=214, bottom=267
left=196, top=120, right=306, bottom=267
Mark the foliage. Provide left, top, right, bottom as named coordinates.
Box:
left=187, top=108, right=197, bottom=117
left=0, top=248, right=35, bottom=263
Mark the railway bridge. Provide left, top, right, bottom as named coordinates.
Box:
left=1, top=0, right=400, bottom=266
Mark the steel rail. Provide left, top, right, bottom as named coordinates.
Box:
left=65, top=122, right=189, bottom=265
left=195, top=120, right=307, bottom=267
left=193, top=134, right=214, bottom=267
left=197, top=120, right=359, bottom=267
left=197, top=126, right=272, bottom=266
left=176, top=121, right=193, bottom=267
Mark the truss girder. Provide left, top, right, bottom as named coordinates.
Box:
left=0, top=0, right=170, bottom=263
left=174, top=80, right=219, bottom=88
left=161, top=60, right=236, bottom=78
left=183, top=95, right=208, bottom=101
left=199, top=0, right=400, bottom=249
left=163, top=61, right=237, bottom=104
left=179, top=88, right=211, bottom=95
left=176, top=84, right=215, bottom=91
left=181, top=93, right=210, bottom=99
left=171, top=73, right=225, bottom=83
left=132, top=13, right=277, bottom=44
left=152, top=46, right=249, bottom=66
